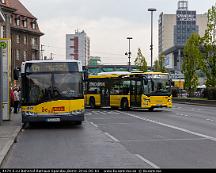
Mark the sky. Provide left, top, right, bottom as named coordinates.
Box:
left=20, top=0, right=216, bottom=65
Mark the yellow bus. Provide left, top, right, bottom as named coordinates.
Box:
left=21, top=60, right=85, bottom=125
left=85, top=72, right=172, bottom=111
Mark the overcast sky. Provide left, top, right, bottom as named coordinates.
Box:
left=20, top=0, right=215, bottom=65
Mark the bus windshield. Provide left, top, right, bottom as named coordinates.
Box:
left=22, top=72, right=83, bottom=105
left=146, top=74, right=171, bottom=96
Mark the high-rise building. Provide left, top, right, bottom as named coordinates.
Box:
left=158, top=0, right=208, bottom=72
left=0, top=0, right=43, bottom=72
left=66, top=30, right=90, bottom=66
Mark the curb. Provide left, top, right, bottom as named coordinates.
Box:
left=0, top=126, right=22, bottom=167
left=173, top=101, right=216, bottom=107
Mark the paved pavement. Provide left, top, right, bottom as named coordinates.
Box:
left=0, top=112, right=22, bottom=166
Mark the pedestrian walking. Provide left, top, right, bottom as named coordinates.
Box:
left=13, top=87, right=20, bottom=113
left=17, top=87, right=21, bottom=112
left=10, top=87, right=14, bottom=112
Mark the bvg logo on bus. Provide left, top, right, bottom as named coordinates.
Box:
left=52, top=106, right=65, bottom=112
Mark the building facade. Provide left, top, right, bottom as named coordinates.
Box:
left=158, top=0, right=208, bottom=72
left=66, top=30, right=90, bottom=66
left=0, top=0, right=43, bottom=71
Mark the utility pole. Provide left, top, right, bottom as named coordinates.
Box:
left=50, top=52, right=54, bottom=60
left=125, top=37, right=133, bottom=72
left=148, top=8, right=157, bottom=71
left=41, top=44, right=44, bottom=60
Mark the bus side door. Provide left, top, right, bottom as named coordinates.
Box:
left=100, top=86, right=110, bottom=107
left=130, top=78, right=142, bottom=107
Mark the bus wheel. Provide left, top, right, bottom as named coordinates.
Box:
left=148, top=107, right=154, bottom=112
left=121, top=99, right=129, bottom=111
left=89, top=97, right=96, bottom=109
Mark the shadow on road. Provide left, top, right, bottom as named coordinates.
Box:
left=22, top=122, right=84, bottom=130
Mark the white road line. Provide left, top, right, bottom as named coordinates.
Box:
left=90, top=122, right=98, bottom=128
left=206, top=119, right=214, bottom=122
left=104, top=132, right=119, bottom=143
left=119, top=111, right=216, bottom=142
left=135, top=154, right=160, bottom=169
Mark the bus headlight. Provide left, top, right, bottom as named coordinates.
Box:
left=24, top=112, right=37, bottom=116
left=70, top=109, right=85, bottom=116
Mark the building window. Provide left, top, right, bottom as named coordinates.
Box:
left=1, top=26, right=6, bottom=38
left=24, top=36, right=27, bottom=44
left=16, top=50, right=20, bottom=60
left=23, top=51, right=27, bottom=61
left=32, top=52, right=36, bottom=60
left=23, top=20, right=27, bottom=28
left=16, top=18, right=20, bottom=26
left=9, top=16, right=12, bottom=24
left=31, top=37, right=37, bottom=45
left=16, top=35, right=20, bottom=44
left=32, top=22, right=36, bottom=29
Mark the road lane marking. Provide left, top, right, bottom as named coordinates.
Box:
left=206, top=119, right=214, bottom=122
left=119, top=111, right=216, bottom=142
left=90, top=122, right=98, bottom=128
left=104, top=132, right=119, bottom=143
left=135, top=154, right=160, bottom=169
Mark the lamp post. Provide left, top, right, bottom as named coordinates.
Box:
left=125, top=37, right=133, bottom=72
left=148, top=8, right=157, bottom=71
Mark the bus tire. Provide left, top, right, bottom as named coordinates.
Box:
left=89, top=97, right=96, bottom=109
left=121, top=99, right=129, bottom=111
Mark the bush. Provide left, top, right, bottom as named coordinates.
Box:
left=207, top=87, right=216, bottom=100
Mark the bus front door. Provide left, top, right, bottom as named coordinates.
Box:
left=101, top=87, right=110, bottom=107
left=130, top=79, right=142, bottom=108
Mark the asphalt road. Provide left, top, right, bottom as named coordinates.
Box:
left=2, top=103, right=216, bottom=168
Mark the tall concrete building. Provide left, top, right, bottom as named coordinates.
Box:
left=158, top=0, right=208, bottom=72
left=66, top=30, right=90, bottom=66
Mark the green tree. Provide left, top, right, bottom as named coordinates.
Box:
left=200, top=4, right=216, bottom=87
left=153, top=60, right=160, bottom=72
left=134, top=48, right=148, bottom=72
left=158, top=54, right=167, bottom=73
left=182, top=33, right=202, bottom=96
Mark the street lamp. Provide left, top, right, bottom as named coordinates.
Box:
left=148, top=8, right=157, bottom=71
left=125, top=37, right=133, bottom=72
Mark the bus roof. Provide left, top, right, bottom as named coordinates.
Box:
left=143, top=72, right=169, bottom=75
left=21, top=60, right=82, bottom=73
left=88, top=74, right=127, bottom=79
left=24, top=60, right=81, bottom=64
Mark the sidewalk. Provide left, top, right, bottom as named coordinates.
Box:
left=0, top=112, right=22, bottom=166
left=173, top=97, right=216, bottom=107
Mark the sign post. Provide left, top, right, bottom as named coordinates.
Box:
left=0, top=47, right=2, bottom=124
left=0, top=38, right=11, bottom=121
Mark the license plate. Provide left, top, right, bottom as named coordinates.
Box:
left=156, top=104, right=162, bottom=107
left=47, top=118, right=60, bottom=122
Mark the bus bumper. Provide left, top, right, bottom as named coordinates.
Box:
left=22, top=113, right=84, bottom=123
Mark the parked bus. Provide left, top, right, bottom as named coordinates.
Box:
left=85, top=72, right=172, bottom=111
left=21, top=60, right=85, bottom=125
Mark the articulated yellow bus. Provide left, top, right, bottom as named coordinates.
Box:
left=85, top=72, right=172, bottom=111
left=21, top=60, right=85, bottom=125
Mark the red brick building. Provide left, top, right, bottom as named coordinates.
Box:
left=0, top=0, right=43, bottom=72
